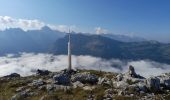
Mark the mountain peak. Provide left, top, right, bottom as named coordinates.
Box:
left=5, top=28, right=24, bottom=32
left=41, top=26, right=52, bottom=31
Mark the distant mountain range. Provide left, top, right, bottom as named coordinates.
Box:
left=51, top=34, right=170, bottom=64
left=0, top=26, right=170, bottom=64
left=101, top=34, right=146, bottom=42
left=0, top=26, right=65, bottom=55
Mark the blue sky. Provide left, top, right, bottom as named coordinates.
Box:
left=0, top=0, right=170, bottom=42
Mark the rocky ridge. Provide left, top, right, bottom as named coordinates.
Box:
left=0, top=66, right=170, bottom=100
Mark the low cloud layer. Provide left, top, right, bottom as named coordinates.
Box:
left=0, top=53, right=170, bottom=78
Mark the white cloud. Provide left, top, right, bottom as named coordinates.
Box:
left=0, top=16, right=77, bottom=32
left=47, top=24, right=77, bottom=33
left=0, top=53, right=170, bottom=78
left=0, top=16, right=45, bottom=31
left=95, top=27, right=108, bottom=34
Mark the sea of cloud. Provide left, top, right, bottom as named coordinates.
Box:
left=0, top=53, right=170, bottom=78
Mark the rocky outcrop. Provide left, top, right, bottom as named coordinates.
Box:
left=11, top=89, right=37, bottom=100
left=36, top=69, right=50, bottom=76
left=53, top=73, right=70, bottom=85
left=72, top=81, right=84, bottom=88
left=146, top=77, right=161, bottom=92
left=124, top=65, right=145, bottom=79
left=71, top=72, right=98, bottom=84
left=29, top=79, right=46, bottom=87
left=159, top=76, right=170, bottom=89
left=46, top=84, right=71, bottom=93
left=2, top=68, right=170, bottom=100
left=114, top=65, right=161, bottom=93
left=98, top=77, right=112, bottom=86
left=4, top=73, right=20, bottom=78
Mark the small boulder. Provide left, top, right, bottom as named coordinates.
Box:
left=46, top=84, right=55, bottom=94
left=159, top=77, right=170, bottom=89
left=116, top=74, right=123, bottom=81
left=11, top=89, right=31, bottom=100
left=115, top=81, right=128, bottom=89
left=36, top=69, right=50, bottom=76
left=72, top=81, right=84, bottom=88
left=71, top=72, right=98, bottom=84
left=4, top=73, right=20, bottom=78
left=83, top=86, right=96, bottom=91
left=30, top=79, right=45, bottom=87
left=98, top=77, right=112, bottom=86
left=137, top=82, right=148, bottom=92
left=118, top=90, right=125, bottom=96
left=53, top=73, right=70, bottom=85
left=16, top=87, right=25, bottom=92
left=146, top=77, right=160, bottom=92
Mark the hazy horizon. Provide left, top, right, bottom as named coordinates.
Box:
left=0, top=0, right=170, bottom=42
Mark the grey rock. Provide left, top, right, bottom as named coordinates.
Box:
left=128, top=65, right=137, bottom=77
left=159, top=77, right=170, bottom=88
left=36, top=69, right=50, bottom=76
left=53, top=73, right=70, bottom=85
left=39, top=85, right=46, bottom=90
left=4, top=73, right=20, bottom=78
left=98, top=77, right=112, bottom=86
left=71, top=72, right=98, bottom=84
left=115, top=81, right=128, bottom=89
left=116, top=74, right=123, bottom=81
left=83, top=86, right=96, bottom=91
left=137, top=82, right=148, bottom=92
left=16, top=86, right=25, bottom=92
left=146, top=77, right=160, bottom=92
left=11, top=89, right=30, bottom=100
left=30, top=79, right=45, bottom=87
left=125, top=65, right=145, bottom=79
left=104, top=89, right=113, bottom=100
left=118, top=90, right=125, bottom=96
left=46, top=84, right=72, bottom=92
left=72, top=81, right=84, bottom=88
left=28, top=92, right=38, bottom=96
left=46, top=84, right=55, bottom=92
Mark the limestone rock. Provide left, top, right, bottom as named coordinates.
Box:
left=116, top=74, right=123, bottom=81
left=146, top=77, right=161, bottom=92
left=115, top=81, right=129, bottom=89
left=125, top=65, right=145, bottom=79
left=137, top=82, right=148, bottom=92
left=159, top=76, right=170, bottom=88
left=36, top=69, right=50, bottom=76
left=72, top=81, right=84, bottom=88
left=71, top=72, right=98, bottom=84
left=98, top=77, right=112, bottom=86
left=83, top=86, right=96, bottom=91
left=118, top=90, right=125, bottom=96
left=128, top=65, right=137, bottom=77
left=11, top=89, right=31, bottom=100
left=30, top=79, right=45, bottom=87
left=16, top=86, right=25, bottom=92
left=4, top=73, right=20, bottom=78
left=53, top=73, right=70, bottom=85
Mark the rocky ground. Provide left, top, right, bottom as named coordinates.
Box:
left=0, top=66, right=170, bottom=100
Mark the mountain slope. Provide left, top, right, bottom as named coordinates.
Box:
left=0, top=26, right=65, bottom=55
left=51, top=34, right=170, bottom=64
left=101, top=34, right=146, bottom=42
